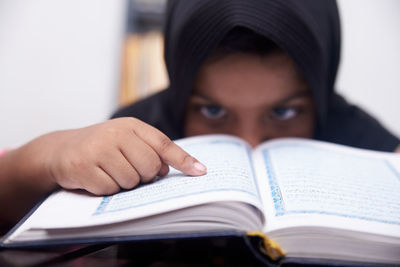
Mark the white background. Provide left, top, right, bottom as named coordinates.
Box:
left=0, top=0, right=399, bottom=148
left=0, top=0, right=126, bottom=147
left=335, top=0, right=400, bottom=141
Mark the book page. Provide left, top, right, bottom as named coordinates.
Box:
left=24, top=135, right=263, bottom=229
left=252, top=138, right=400, bottom=237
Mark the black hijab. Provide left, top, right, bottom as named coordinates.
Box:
left=113, top=0, right=399, bottom=152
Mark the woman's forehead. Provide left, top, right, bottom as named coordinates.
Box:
left=192, top=52, right=310, bottom=106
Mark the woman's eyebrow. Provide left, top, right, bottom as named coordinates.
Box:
left=190, top=91, right=311, bottom=106
left=190, top=93, right=218, bottom=104
left=275, top=91, right=311, bottom=106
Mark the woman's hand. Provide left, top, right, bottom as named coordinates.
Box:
left=0, top=118, right=206, bottom=223
left=30, top=117, right=206, bottom=195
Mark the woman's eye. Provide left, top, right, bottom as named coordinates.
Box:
left=200, top=105, right=227, bottom=119
left=271, top=107, right=299, bottom=120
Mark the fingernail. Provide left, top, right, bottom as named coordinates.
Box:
left=193, top=161, right=207, bottom=174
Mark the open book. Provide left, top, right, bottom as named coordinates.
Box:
left=2, top=135, right=400, bottom=265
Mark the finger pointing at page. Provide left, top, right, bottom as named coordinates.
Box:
left=128, top=118, right=207, bottom=177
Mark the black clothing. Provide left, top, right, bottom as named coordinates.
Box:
left=113, top=0, right=399, bottom=152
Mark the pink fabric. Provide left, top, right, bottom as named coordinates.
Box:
left=0, top=148, right=7, bottom=157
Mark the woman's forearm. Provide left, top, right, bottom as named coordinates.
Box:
left=0, top=145, right=58, bottom=224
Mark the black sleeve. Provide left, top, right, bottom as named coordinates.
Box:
left=315, top=94, right=400, bottom=152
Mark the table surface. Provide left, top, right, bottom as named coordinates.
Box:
left=0, top=239, right=268, bottom=267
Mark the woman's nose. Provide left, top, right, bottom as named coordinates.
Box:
left=233, top=124, right=268, bottom=148
left=238, top=134, right=264, bottom=147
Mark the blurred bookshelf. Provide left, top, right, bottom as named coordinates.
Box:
left=119, top=0, right=168, bottom=107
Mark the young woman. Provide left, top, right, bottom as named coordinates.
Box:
left=0, top=0, right=398, bottom=225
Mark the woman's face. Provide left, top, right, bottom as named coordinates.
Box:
left=184, top=51, right=316, bottom=147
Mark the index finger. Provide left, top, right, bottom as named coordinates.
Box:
left=130, top=118, right=207, bottom=176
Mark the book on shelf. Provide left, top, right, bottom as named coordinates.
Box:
left=1, top=135, right=400, bottom=265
